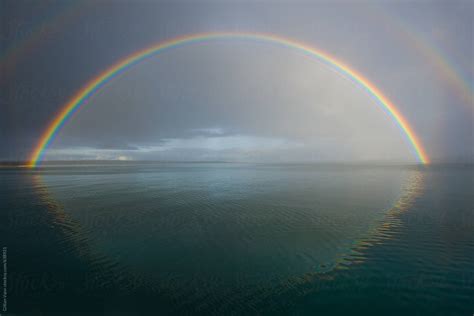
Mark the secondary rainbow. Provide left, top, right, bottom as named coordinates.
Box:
left=29, top=32, right=430, bottom=167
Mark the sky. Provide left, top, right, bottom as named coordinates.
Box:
left=1, top=0, right=473, bottom=163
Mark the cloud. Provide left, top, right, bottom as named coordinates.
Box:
left=117, top=155, right=132, bottom=161
left=95, top=142, right=140, bottom=150
left=152, top=135, right=302, bottom=151
left=190, top=127, right=226, bottom=136
left=44, top=134, right=305, bottom=162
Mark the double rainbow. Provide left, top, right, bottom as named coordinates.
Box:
left=29, top=32, right=429, bottom=167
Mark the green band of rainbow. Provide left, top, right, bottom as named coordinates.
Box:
left=29, top=32, right=429, bottom=166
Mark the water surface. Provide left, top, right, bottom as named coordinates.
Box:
left=1, top=162, right=473, bottom=315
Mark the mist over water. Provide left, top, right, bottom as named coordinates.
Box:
left=1, top=162, right=473, bottom=315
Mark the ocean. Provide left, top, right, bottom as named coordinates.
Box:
left=1, top=162, right=473, bottom=315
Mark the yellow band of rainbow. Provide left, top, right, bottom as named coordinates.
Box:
left=29, top=32, right=429, bottom=167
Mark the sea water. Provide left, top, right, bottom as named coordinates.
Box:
left=1, top=162, right=473, bottom=315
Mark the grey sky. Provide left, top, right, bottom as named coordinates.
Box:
left=1, top=0, right=472, bottom=162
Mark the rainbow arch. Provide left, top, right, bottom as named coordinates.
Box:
left=29, top=32, right=430, bottom=167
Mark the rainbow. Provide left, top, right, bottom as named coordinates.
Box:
left=29, top=32, right=430, bottom=167
left=0, top=2, right=87, bottom=82
left=373, top=5, right=473, bottom=111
